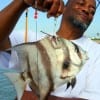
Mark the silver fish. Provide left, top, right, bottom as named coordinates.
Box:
left=4, top=36, right=88, bottom=100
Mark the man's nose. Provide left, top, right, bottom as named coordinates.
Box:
left=82, top=6, right=89, bottom=15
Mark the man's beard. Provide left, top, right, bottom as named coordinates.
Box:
left=69, top=16, right=89, bottom=31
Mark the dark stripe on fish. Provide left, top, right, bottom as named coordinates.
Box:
left=36, top=42, right=54, bottom=89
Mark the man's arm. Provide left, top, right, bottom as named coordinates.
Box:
left=21, top=91, right=87, bottom=100
left=0, top=0, right=64, bottom=49
left=0, top=0, right=28, bottom=43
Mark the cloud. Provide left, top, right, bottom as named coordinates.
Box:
left=9, top=30, right=46, bottom=46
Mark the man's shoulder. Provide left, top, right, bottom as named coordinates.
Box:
left=73, top=36, right=100, bottom=56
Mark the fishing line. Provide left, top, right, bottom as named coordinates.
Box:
left=34, top=0, right=40, bottom=99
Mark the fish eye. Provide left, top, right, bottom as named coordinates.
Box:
left=63, top=61, right=69, bottom=69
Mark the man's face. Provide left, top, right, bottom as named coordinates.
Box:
left=64, top=0, right=96, bottom=30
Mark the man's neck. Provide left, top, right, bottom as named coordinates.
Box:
left=57, top=22, right=84, bottom=40
left=56, top=31, right=83, bottom=40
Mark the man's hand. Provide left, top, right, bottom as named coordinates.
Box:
left=24, top=0, right=64, bottom=17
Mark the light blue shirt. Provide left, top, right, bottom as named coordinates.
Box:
left=0, top=66, right=17, bottom=100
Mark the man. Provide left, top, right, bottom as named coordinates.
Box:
left=0, top=0, right=100, bottom=100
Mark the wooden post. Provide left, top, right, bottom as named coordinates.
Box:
left=24, top=9, right=28, bottom=42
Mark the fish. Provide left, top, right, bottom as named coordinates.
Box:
left=4, top=36, right=88, bottom=100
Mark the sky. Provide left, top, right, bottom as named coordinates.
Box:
left=0, top=0, right=100, bottom=41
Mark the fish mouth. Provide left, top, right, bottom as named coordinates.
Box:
left=60, top=75, right=77, bottom=89
left=60, top=75, right=71, bottom=79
